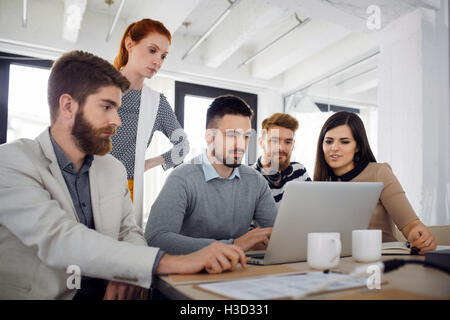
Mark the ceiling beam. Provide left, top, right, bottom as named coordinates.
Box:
left=106, top=0, right=125, bottom=42
left=200, top=0, right=288, bottom=68
left=250, top=19, right=351, bottom=80
left=268, top=0, right=368, bottom=32
left=238, top=15, right=311, bottom=68
left=281, top=32, right=381, bottom=95
left=182, top=0, right=243, bottom=61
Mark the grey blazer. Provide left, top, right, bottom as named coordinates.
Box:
left=0, top=129, right=159, bottom=299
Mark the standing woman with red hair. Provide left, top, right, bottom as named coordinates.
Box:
left=111, top=19, right=189, bottom=225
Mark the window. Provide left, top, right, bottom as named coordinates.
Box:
left=7, top=64, right=51, bottom=142
left=183, top=95, right=213, bottom=161
left=174, top=81, right=258, bottom=165
left=0, top=52, right=53, bottom=144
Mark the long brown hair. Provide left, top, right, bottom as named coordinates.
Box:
left=314, top=111, right=377, bottom=181
left=113, top=18, right=172, bottom=70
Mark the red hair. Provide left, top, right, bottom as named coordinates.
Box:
left=114, top=18, right=172, bottom=70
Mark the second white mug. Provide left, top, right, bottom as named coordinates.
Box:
left=352, top=229, right=382, bottom=262
left=307, top=232, right=342, bottom=270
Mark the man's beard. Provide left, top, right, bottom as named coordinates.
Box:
left=71, top=110, right=116, bottom=156
left=272, top=151, right=291, bottom=172
left=212, top=148, right=244, bottom=168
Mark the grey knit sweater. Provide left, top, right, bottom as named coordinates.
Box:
left=144, top=154, right=277, bottom=254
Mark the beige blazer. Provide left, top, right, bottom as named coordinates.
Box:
left=0, top=130, right=159, bottom=299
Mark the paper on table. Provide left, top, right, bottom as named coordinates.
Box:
left=196, top=272, right=369, bottom=300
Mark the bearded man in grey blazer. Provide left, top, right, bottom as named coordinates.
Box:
left=0, top=51, right=246, bottom=300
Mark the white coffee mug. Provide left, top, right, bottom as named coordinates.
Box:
left=307, top=233, right=342, bottom=270
left=352, top=229, right=382, bottom=262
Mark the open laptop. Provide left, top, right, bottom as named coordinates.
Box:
left=247, top=181, right=383, bottom=265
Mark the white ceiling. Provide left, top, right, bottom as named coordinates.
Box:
left=0, top=0, right=440, bottom=105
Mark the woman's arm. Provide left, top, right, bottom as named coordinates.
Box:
left=378, top=163, right=436, bottom=254
left=401, top=219, right=437, bottom=254
left=150, top=94, right=190, bottom=171
left=144, top=156, right=164, bottom=171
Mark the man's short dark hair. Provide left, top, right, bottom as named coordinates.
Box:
left=206, top=95, right=254, bottom=129
left=48, top=50, right=130, bottom=124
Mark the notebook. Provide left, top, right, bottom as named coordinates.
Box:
left=382, top=242, right=415, bottom=255
left=382, top=242, right=450, bottom=255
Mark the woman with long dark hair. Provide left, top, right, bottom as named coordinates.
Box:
left=314, top=111, right=436, bottom=253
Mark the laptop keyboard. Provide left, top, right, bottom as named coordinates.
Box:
left=246, top=253, right=266, bottom=265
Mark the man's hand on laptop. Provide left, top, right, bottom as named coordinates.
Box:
left=156, top=242, right=247, bottom=275
left=233, top=228, right=272, bottom=252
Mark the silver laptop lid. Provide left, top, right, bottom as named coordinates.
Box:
left=263, top=181, right=383, bottom=265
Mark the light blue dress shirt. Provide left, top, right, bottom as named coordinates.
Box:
left=200, top=150, right=240, bottom=181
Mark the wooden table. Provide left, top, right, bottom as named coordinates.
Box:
left=152, top=255, right=450, bottom=300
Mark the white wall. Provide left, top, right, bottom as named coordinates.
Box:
left=448, top=0, right=450, bottom=226
left=359, top=107, right=379, bottom=161
left=422, top=3, right=450, bottom=225
left=378, top=4, right=450, bottom=225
